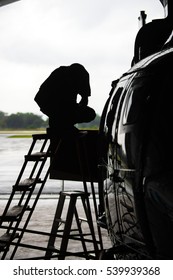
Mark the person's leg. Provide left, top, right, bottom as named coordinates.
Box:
left=48, top=104, right=96, bottom=133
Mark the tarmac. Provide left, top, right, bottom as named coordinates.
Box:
left=0, top=196, right=111, bottom=260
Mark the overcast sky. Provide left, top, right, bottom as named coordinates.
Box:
left=0, top=0, right=164, bottom=117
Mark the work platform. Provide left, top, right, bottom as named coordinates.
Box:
left=0, top=129, right=107, bottom=259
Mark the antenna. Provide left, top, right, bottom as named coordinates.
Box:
left=138, top=11, right=147, bottom=29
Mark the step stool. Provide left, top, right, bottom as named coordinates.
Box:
left=45, top=190, right=99, bottom=259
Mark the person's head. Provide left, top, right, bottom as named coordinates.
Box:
left=70, top=63, right=86, bottom=71
left=70, top=63, right=91, bottom=95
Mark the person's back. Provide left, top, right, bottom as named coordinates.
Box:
left=34, top=63, right=96, bottom=132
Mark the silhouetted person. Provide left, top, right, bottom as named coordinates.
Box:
left=34, top=63, right=96, bottom=133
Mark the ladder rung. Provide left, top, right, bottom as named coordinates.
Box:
left=13, top=178, right=41, bottom=191
left=55, top=217, right=88, bottom=224
left=32, top=134, right=49, bottom=140
left=79, top=217, right=88, bottom=223
left=0, top=205, right=27, bottom=221
left=0, top=233, right=19, bottom=251
left=61, top=191, right=90, bottom=198
left=25, top=152, right=50, bottom=161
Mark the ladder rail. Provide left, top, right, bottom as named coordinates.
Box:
left=29, top=137, right=49, bottom=179
left=75, top=136, right=103, bottom=252
left=0, top=135, right=47, bottom=223
left=14, top=137, right=38, bottom=186
left=0, top=134, right=51, bottom=259
left=8, top=142, right=52, bottom=259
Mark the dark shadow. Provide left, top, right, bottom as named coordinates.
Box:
left=132, top=17, right=173, bottom=65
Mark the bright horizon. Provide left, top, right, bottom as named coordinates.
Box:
left=0, top=0, right=164, bottom=117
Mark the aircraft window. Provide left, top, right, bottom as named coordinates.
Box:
left=106, top=87, right=123, bottom=137
left=123, top=82, right=147, bottom=125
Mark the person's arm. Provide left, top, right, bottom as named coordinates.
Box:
left=78, top=96, right=88, bottom=107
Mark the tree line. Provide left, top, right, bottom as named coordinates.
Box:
left=0, top=111, right=100, bottom=129
left=0, top=111, right=48, bottom=129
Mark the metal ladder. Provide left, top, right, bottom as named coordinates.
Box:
left=0, top=133, right=51, bottom=259
left=45, top=190, right=99, bottom=259
left=44, top=131, right=103, bottom=259
left=0, top=130, right=103, bottom=259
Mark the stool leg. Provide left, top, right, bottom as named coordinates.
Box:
left=58, top=195, right=77, bottom=259
left=45, top=192, right=66, bottom=259
left=81, top=196, right=99, bottom=258
left=74, top=207, right=89, bottom=259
